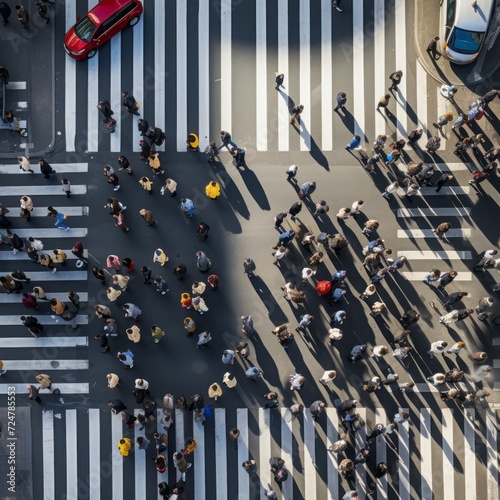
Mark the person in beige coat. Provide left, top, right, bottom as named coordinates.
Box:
left=18, top=156, right=34, bottom=173
left=208, top=383, right=223, bottom=401
left=106, top=373, right=120, bottom=388
left=126, top=326, right=141, bottom=343
left=112, top=274, right=129, bottom=290
left=36, top=373, right=52, bottom=390
left=106, top=287, right=122, bottom=302
left=20, top=196, right=33, bottom=220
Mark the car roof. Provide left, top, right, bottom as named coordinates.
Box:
left=454, top=0, right=495, bottom=32
left=88, top=0, right=139, bottom=23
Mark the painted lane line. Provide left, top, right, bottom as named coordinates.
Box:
left=175, top=409, right=185, bottom=481
left=396, top=207, right=471, bottom=217
left=2, top=360, right=89, bottom=370
left=4, top=207, right=89, bottom=217
left=65, top=3, right=77, bottom=152
left=352, top=0, right=365, bottom=146
left=256, top=0, right=267, bottom=151
left=156, top=409, right=168, bottom=486
left=416, top=60, right=429, bottom=140
left=42, top=410, right=55, bottom=500
left=486, top=408, right=499, bottom=500
left=464, top=409, right=476, bottom=500
left=87, top=0, right=99, bottom=153
left=66, top=410, right=78, bottom=500
left=198, top=0, right=210, bottom=152
left=193, top=413, right=206, bottom=500
left=237, top=409, right=249, bottom=496
left=441, top=409, right=455, bottom=499
left=0, top=383, right=89, bottom=394
left=420, top=408, right=433, bottom=498
left=397, top=228, right=472, bottom=238
left=215, top=408, right=227, bottom=500
left=394, top=0, right=407, bottom=137
left=0, top=337, right=88, bottom=347
left=221, top=0, right=232, bottom=146
left=278, top=0, right=289, bottom=152
left=398, top=418, right=411, bottom=500
left=88, top=409, right=100, bottom=499
left=354, top=407, right=367, bottom=497
left=280, top=408, right=293, bottom=499
left=176, top=0, right=187, bottom=152
left=402, top=272, right=472, bottom=281
left=134, top=409, right=147, bottom=499
left=109, top=33, right=121, bottom=153
left=154, top=0, right=166, bottom=152
left=326, top=407, right=339, bottom=500
left=259, top=409, right=272, bottom=499
left=374, top=0, right=386, bottom=134
left=375, top=408, right=388, bottom=499
left=111, top=410, right=123, bottom=498
left=304, top=406, right=318, bottom=500
left=396, top=250, right=472, bottom=260
left=132, top=4, right=144, bottom=152
left=0, top=185, right=87, bottom=196
left=0, top=271, right=88, bottom=281
left=299, top=0, right=311, bottom=151
left=0, top=163, right=88, bottom=174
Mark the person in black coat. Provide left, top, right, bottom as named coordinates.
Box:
left=0, top=2, right=12, bottom=25
left=38, top=159, right=55, bottom=178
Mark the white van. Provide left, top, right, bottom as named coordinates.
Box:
left=440, top=0, right=495, bottom=64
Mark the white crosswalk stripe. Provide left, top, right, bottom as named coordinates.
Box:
left=0, top=162, right=90, bottom=395
left=29, top=407, right=499, bottom=499
left=62, top=1, right=446, bottom=154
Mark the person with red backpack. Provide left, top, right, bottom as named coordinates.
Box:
left=468, top=170, right=489, bottom=187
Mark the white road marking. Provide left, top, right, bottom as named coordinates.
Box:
left=256, top=0, right=267, bottom=151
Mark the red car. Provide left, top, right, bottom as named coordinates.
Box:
left=64, top=0, right=143, bottom=60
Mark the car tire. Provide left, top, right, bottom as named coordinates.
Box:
left=129, top=16, right=140, bottom=26
left=87, top=49, right=97, bottom=59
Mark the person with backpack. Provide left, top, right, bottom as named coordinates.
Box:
left=243, top=258, right=256, bottom=277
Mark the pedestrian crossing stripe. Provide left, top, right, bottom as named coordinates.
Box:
left=396, top=250, right=472, bottom=260
left=31, top=406, right=499, bottom=499
left=0, top=248, right=87, bottom=260
left=0, top=228, right=88, bottom=238
left=4, top=207, right=89, bottom=217
left=0, top=163, right=88, bottom=174
left=0, top=314, right=88, bottom=325
left=396, top=207, right=471, bottom=217
left=0, top=271, right=88, bottom=281
left=402, top=272, right=472, bottom=281
left=62, top=0, right=447, bottom=154
left=2, top=359, right=88, bottom=370
left=0, top=383, right=89, bottom=394
left=0, top=185, right=87, bottom=196
left=0, top=292, right=88, bottom=302
left=397, top=228, right=472, bottom=238
left=0, top=336, right=88, bottom=347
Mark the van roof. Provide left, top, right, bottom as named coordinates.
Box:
left=88, top=0, right=138, bottom=24
left=454, top=0, right=495, bottom=32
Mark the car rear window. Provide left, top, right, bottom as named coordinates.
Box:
left=74, top=15, right=97, bottom=42
left=448, top=27, right=484, bottom=53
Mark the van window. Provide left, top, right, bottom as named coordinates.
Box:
left=117, top=3, right=137, bottom=20
left=445, top=0, right=456, bottom=26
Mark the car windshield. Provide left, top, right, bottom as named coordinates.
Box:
left=448, top=27, right=484, bottom=54
left=73, top=15, right=97, bottom=42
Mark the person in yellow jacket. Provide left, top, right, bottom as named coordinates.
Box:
left=52, top=249, right=67, bottom=264
left=148, top=152, right=164, bottom=175
left=118, top=438, right=132, bottom=457
left=205, top=180, right=221, bottom=200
